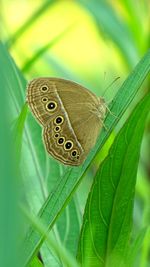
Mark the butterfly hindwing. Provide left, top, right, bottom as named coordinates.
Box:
left=43, top=113, right=83, bottom=166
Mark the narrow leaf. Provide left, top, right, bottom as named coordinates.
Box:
left=28, top=256, right=44, bottom=267
left=77, top=92, right=150, bottom=267
left=23, top=49, right=150, bottom=266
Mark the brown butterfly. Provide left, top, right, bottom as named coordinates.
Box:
left=27, top=78, right=107, bottom=166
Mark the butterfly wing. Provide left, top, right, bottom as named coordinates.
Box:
left=50, top=78, right=105, bottom=156
left=27, top=78, right=106, bottom=165
left=43, top=118, right=83, bottom=166
left=27, top=78, right=59, bottom=125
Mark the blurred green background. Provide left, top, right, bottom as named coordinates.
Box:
left=1, top=0, right=149, bottom=85
left=0, top=0, right=150, bottom=267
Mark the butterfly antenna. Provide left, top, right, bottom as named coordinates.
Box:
left=102, top=76, right=120, bottom=97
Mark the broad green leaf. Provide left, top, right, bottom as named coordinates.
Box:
left=23, top=49, right=150, bottom=266
left=0, top=46, right=22, bottom=267
left=0, top=42, right=47, bottom=212
left=77, top=92, right=150, bottom=267
left=77, top=0, right=139, bottom=67
left=0, top=41, right=82, bottom=266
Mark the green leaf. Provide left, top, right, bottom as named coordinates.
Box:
left=21, top=204, right=79, bottom=267
left=28, top=256, right=44, bottom=267
left=13, top=103, right=28, bottom=163
left=77, top=92, right=150, bottom=267
left=0, top=42, right=48, bottom=212
left=56, top=194, right=81, bottom=256
left=23, top=49, right=150, bottom=266
left=0, top=41, right=81, bottom=266
left=127, top=228, right=147, bottom=267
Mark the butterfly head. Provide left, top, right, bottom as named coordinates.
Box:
left=91, top=97, right=107, bottom=121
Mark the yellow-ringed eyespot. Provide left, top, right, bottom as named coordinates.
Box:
left=54, top=133, right=60, bottom=138
left=57, top=137, right=65, bottom=145
left=42, top=97, right=48, bottom=103
left=71, top=150, right=78, bottom=157
left=46, top=101, right=57, bottom=112
left=41, top=85, right=48, bottom=92
left=54, top=116, right=64, bottom=125
left=64, top=140, right=73, bottom=151
left=54, top=126, right=61, bottom=132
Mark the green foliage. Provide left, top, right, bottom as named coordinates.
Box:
left=0, top=1, right=150, bottom=267
left=0, top=47, right=22, bottom=267
left=22, top=49, right=150, bottom=266
left=77, top=92, right=150, bottom=267
left=78, top=0, right=139, bottom=67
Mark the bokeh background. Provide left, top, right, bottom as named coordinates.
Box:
left=1, top=0, right=149, bottom=90
left=0, top=0, right=150, bottom=267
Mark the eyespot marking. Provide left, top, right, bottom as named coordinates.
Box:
left=54, top=133, right=59, bottom=138
left=64, top=140, right=73, bottom=151
left=46, top=101, right=57, bottom=111
left=54, top=116, right=64, bottom=125
left=57, top=137, right=65, bottom=145
left=71, top=150, right=77, bottom=157
left=41, top=85, right=48, bottom=92
left=54, top=126, right=61, bottom=132
left=42, top=97, right=48, bottom=103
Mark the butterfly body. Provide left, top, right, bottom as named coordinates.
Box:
left=27, top=77, right=106, bottom=166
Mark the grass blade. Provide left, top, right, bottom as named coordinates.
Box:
left=21, top=205, right=79, bottom=267
left=77, top=92, right=150, bottom=267
left=23, top=49, right=150, bottom=266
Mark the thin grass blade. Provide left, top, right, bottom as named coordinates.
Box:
left=22, top=50, right=150, bottom=266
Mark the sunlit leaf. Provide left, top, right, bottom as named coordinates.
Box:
left=77, top=92, right=150, bottom=267
left=22, top=49, right=150, bottom=266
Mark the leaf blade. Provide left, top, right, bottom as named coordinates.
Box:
left=77, top=92, right=150, bottom=267
left=23, top=49, right=150, bottom=266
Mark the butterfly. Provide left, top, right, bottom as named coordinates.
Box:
left=27, top=77, right=107, bottom=166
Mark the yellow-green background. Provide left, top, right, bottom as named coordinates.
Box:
left=0, top=1, right=150, bottom=267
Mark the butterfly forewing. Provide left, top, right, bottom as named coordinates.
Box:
left=27, top=78, right=58, bottom=125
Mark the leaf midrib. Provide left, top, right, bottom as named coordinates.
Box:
left=104, top=99, right=149, bottom=265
